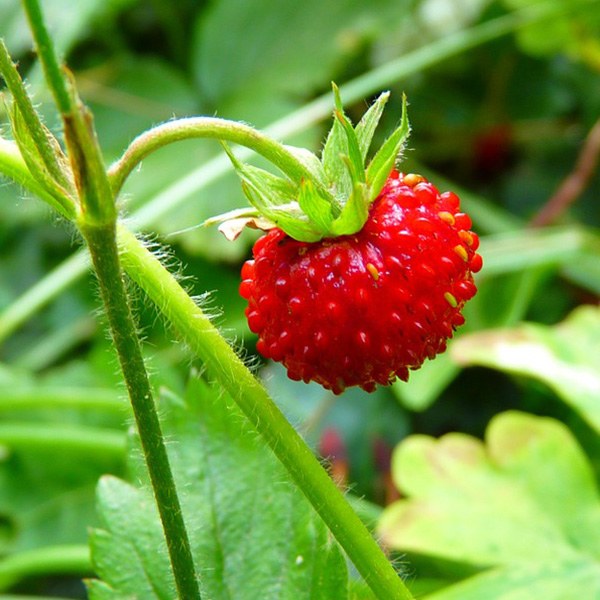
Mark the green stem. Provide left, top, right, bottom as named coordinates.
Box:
left=0, top=41, right=69, bottom=189
left=108, top=117, right=322, bottom=196
left=21, top=0, right=73, bottom=115
left=0, top=388, right=126, bottom=414
left=0, top=138, right=64, bottom=208
left=80, top=221, right=201, bottom=600
left=0, top=544, right=91, bottom=591
left=0, top=422, right=125, bottom=456
left=117, top=225, right=413, bottom=600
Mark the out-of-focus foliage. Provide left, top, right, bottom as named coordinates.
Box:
left=379, top=411, right=600, bottom=598
left=0, top=0, right=599, bottom=597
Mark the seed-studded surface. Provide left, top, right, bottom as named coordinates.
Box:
left=239, top=171, right=482, bottom=394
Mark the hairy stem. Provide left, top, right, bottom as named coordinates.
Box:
left=117, top=224, right=413, bottom=600
left=21, top=0, right=73, bottom=115
left=108, top=116, right=323, bottom=196
left=0, top=40, right=72, bottom=198
left=81, top=221, right=201, bottom=600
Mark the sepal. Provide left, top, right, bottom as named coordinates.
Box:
left=216, top=87, right=411, bottom=242
left=366, top=94, right=410, bottom=201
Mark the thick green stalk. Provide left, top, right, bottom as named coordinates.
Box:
left=117, top=224, right=413, bottom=600
left=81, top=220, right=202, bottom=600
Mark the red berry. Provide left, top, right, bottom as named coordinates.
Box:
left=240, top=171, right=482, bottom=394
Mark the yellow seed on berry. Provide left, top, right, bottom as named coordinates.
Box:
left=438, top=211, right=455, bottom=225
left=366, top=263, right=380, bottom=281
left=403, top=173, right=426, bottom=187
left=454, top=245, right=468, bottom=261
left=459, top=230, right=474, bottom=246
left=444, top=292, right=458, bottom=308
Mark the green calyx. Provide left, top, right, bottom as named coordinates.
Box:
left=216, top=85, right=410, bottom=242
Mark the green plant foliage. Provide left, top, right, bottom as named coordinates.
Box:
left=452, top=305, right=600, bottom=433
left=1, top=0, right=600, bottom=596
left=379, top=411, right=600, bottom=599
left=88, top=378, right=348, bottom=599
left=503, top=0, right=600, bottom=66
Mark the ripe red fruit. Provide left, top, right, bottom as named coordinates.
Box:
left=239, top=171, right=482, bottom=394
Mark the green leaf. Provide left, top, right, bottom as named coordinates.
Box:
left=88, top=477, right=176, bottom=600
left=365, top=94, right=410, bottom=201
left=89, top=378, right=349, bottom=599
left=451, top=305, right=600, bottom=433
left=423, top=559, right=600, bottom=600
left=354, top=91, right=390, bottom=163
left=378, top=411, right=600, bottom=599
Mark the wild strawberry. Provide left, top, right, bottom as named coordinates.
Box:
left=213, top=86, right=482, bottom=393
left=239, top=171, right=481, bottom=394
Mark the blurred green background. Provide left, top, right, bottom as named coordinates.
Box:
left=0, top=0, right=599, bottom=597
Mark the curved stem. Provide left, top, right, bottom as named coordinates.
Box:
left=117, top=224, right=413, bottom=600
left=0, top=544, right=91, bottom=591
left=108, top=117, right=319, bottom=196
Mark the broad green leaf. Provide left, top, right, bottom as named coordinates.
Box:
left=87, top=477, right=176, bottom=600
left=378, top=411, right=600, bottom=599
left=89, top=379, right=348, bottom=599
left=193, top=0, right=409, bottom=104
left=451, top=305, right=600, bottom=433
left=424, top=559, right=600, bottom=600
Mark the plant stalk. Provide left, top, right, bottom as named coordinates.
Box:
left=108, top=116, right=323, bottom=196
left=117, top=224, right=413, bottom=600
left=21, top=0, right=73, bottom=115
left=81, top=220, right=202, bottom=600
